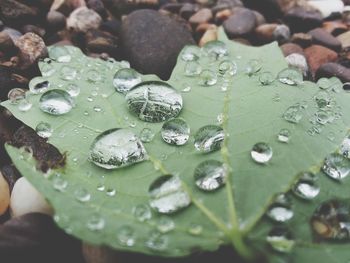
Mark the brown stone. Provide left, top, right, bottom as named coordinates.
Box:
left=199, top=25, right=217, bottom=47
left=255, top=23, right=277, bottom=42
left=280, top=43, right=304, bottom=56
left=189, top=8, right=213, bottom=25
left=304, top=45, right=338, bottom=75
left=322, top=21, right=347, bottom=36
left=337, top=31, right=350, bottom=49
left=215, top=9, right=232, bottom=23
left=66, top=6, right=102, bottom=33
left=291, top=32, right=313, bottom=48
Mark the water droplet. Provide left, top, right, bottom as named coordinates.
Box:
left=148, top=175, right=191, bottom=214
left=327, top=132, right=335, bottom=142
left=39, top=89, right=74, bottom=115
left=188, top=223, right=203, bottom=235
left=65, top=83, right=80, bottom=97
left=194, top=160, right=227, bottom=191
left=277, top=129, right=290, bottom=143
left=311, top=199, right=350, bottom=240
left=128, top=121, right=136, bottom=128
left=60, top=66, right=77, bottom=80
left=161, top=118, right=190, bottom=146
left=125, top=81, right=183, bottom=123
left=202, top=40, right=228, bottom=59
left=251, top=142, right=273, bottom=164
left=113, top=68, right=142, bottom=93
left=139, top=128, right=155, bottom=143
left=52, top=175, right=68, bottom=192
left=117, top=225, right=136, bottom=246
left=87, top=96, right=93, bottom=102
left=267, top=227, right=295, bottom=253
left=18, top=99, right=32, bottom=112
left=74, top=187, right=91, bottom=202
left=317, top=78, right=332, bottom=90
left=29, top=78, right=50, bottom=94
left=266, top=194, right=293, bottom=223
left=87, top=69, right=102, bottom=83
left=39, top=61, right=55, bottom=77
left=8, top=88, right=26, bottom=104
left=96, top=183, right=105, bottom=191
left=106, top=188, right=116, bottom=196
left=133, top=204, right=152, bottom=222
left=283, top=104, right=303, bottom=123
left=329, top=77, right=343, bottom=93
left=322, top=153, right=350, bottom=180
left=245, top=59, right=262, bottom=76
left=341, top=136, right=350, bottom=158
left=314, top=91, right=334, bottom=109
left=259, top=72, right=275, bottom=85
left=49, top=46, right=71, bottom=62
left=278, top=68, right=303, bottom=85
left=199, top=69, right=217, bottom=86
left=184, top=61, right=202, bottom=76
left=35, top=122, right=53, bottom=138
left=292, top=172, right=320, bottom=200
left=194, top=125, right=224, bottom=153
left=93, top=106, right=102, bottom=112
left=217, top=113, right=224, bottom=124
left=182, top=85, right=191, bottom=93
left=181, top=45, right=201, bottom=62
left=218, top=60, right=237, bottom=76
left=145, top=231, right=168, bottom=251
left=157, top=217, right=175, bottom=233
left=86, top=213, right=105, bottom=231
left=272, top=93, right=280, bottom=102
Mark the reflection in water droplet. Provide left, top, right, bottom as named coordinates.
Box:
left=39, top=89, right=74, bottom=115
left=267, top=226, right=295, bottom=253
left=311, top=199, right=350, bottom=240
left=18, top=99, right=32, bottom=112
left=184, top=61, right=202, bottom=76
left=188, top=223, right=203, bottom=235
left=259, top=72, right=275, bottom=85
left=74, top=187, right=91, bottom=202
left=86, top=213, right=105, bottom=231
left=194, top=160, right=227, bottom=191
left=218, top=60, right=237, bottom=76
left=181, top=46, right=201, bottom=62
left=277, top=129, right=290, bottom=143
left=8, top=88, right=26, bottom=104
left=149, top=175, right=191, bottom=214
left=29, top=78, right=50, bottom=94
left=35, top=122, right=53, bottom=138
left=266, top=194, right=293, bottom=223
left=89, top=128, right=148, bottom=169
left=113, top=68, right=142, bottom=93
left=278, top=68, right=303, bottom=85
left=140, top=128, right=155, bottom=143
left=157, top=217, right=175, bottom=233
left=283, top=104, right=303, bottom=123
left=133, top=204, right=152, bottom=222
left=125, top=81, right=183, bottom=123
left=194, top=125, right=224, bottom=153
left=202, top=40, right=228, bottom=59
left=322, top=153, right=350, bottom=180
left=49, top=46, right=71, bottom=62
left=251, top=142, right=273, bottom=164
left=292, top=172, right=320, bottom=200
left=117, top=225, right=136, bottom=246
left=146, top=231, right=168, bottom=251
left=245, top=59, right=262, bottom=76
left=65, top=83, right=80, bottom=97
left=161, top=118, right=190, bottom=146
left=199, top=70, right=217, bottom=86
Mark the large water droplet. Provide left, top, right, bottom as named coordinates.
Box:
left=341, top=136, right=350, bottom=158
left=251, top=142, right=273, bottom=164
left=184, top=61, right=202, bottom=76
left=218, top=60, right=237, bottom=76
left=199, top=69, right=217, bottom=86
left=8, top=88, right=26, bottom=104
left=133, top=204, right=152, bottom=222
left=283, top=104, right=303, bottom=123
left=49, top=46, right=71, bottom=62
left=148, top=175, right=191, bottom=214
left=39, top=89, right=74, bottom=115
left=194, top=125, right=224, bottom=153
left=277, top=129, right=290, bottom=143
left=267, top=227, right=295, bottom=253
left=322, top=153, right=350, bottom=180
left=194, top=160, right=227, bottom=191
left=245, top=59, right=262, bottom=76
left=202, top=40, right=228, bottom=59
left=18, top=99, right=32, bottom=112
left=157, top=217, right=175, bottom=233
left=292, top=172, right=320, bottom=200
left=311, top=199, right=350, bottom=240
left=35, top=122, right=53, bottom=138
left=259, top=72, right=275, bottom=86
left=278, top=68, right=303, bottom=85
left=161, top=118, right=190, bottom=146
left=125, top=81, right=183, bottom=123
left=29, top=78, right=50, bottom=94
left=140, top=128, right=155, bottom=143
left=266, top=194, right=293, bottom=222
left=181, top=45, right=201, bottom=62
left=89, top=128, right=148, bottom=169
left=86, top=213, right=105, bottom=231
left=117, top=225, right=136, bottom=246
left=113, top=68, right=142, bottom=93
left=145, top=231, right=168, bottom=251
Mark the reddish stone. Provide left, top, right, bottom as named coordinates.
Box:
left=322, top=21, right=348, bottom=36
left=304, top=44, right=338, bottom=75
left=280, top=43, right=303, bottom=56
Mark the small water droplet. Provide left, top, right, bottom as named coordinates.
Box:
left=60, top=66, right=77, bottom=80
left=87, top=69, right=102, bottom=83
left=39, top=89, right=74, bottom=115
left=52, top=174, right=68, bottom=192
left=49, top=46, right=71, bottom=62
left=39, top=61, right=55, bottom=77
left=283, top=104, right=303, bottom=123
left=84, top=110, right=89, bottom=116
left=182, top=85, right=191, bottom=93
left=314, top=91, right=334, bottom=109
left=251, top=142, right=273, bottom=164
left=86, top=213, right=105, bottom=231
left=184, top=61, right=202, bottom=76
left=89, top=128, right=148, bottom=169
left=74, top=187, right=91, bottom=202
left=117, top=225, right=136, bottom=246
left=217, top=113, right=224, bottom=124
left=125, top=81, right=183, bottom=123
left=245, top=59, right=262, bottom=76
left=149, top=175, right=191, bottom=214
left=315, top=110, right=334, bottom=125
left=139, top=128, right=155, bottom=143
left=106, top=188, right=116, bottom=196
left=194, top=160, right=227, bottom=191
left=272, top=93, right=280, bottom=102
left=35, top=122, right=53, bottom=138
left=145, top=231, right=168, bottom=251
left=277, top=129, right=290, bottom=143
left=322, top=153, right=350, bottom=180
left=113, top=68, right=142, bottom=93
left=278, top=68, right=303, bottom=85
left=29, top=78, right=50, bottom=94
left=133, top=204, right=152, bottom=222
left=161, top=118, right=190, bottom=146
left=327, top=132, right=335, bottom=142
left=157, top=217, right=175, bottom=233
left=96, top=183, right=105, bottom=191
left=18, top=99, right=32, bottom=112
left=317, top=78, right=332, bottom=90
left=266, top=193, right=293, bottom=223
left=202, top=40, right=228, bottom=59
left=292, top=172, right=320, bottom=200
left=199, top=69, right=217, bottom=86
left=181, top=45, right=201, bottom=62
left=194, top=125, right=224, bottom=153
left=65, top=83, right=80, bottom=97
left=93, top=106, right=102, bottom=112
left=259, top=72, right=275, bottom=85
left=188, top=223, right=203, bottom=235
left=267, top=226, right=295, bottom=253
left=218, top=60, right=237, bottom=76
left=8, top=88, right=26, bottom=104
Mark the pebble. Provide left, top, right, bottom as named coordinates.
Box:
left=316, top=62, right=350, bottom=83
left=253, top=10, right=266, bottom=26
left=50, top=0, right=86, bottom=14
left=189, top=8, right=213, bottom=25
left=121, top=9, right=194, bottom=80
left=308, top=28, right=342, bottom=52
left=223, top=8, right=257, bottom=38
left=1, top=165, right=21, bottom=192
left=213, top=0, right=243, bottom=12
left=0, top=0, right=38, bottom=26
left=66, top=6, right=102, bottom=33
left=215, top=9, right=232, bottom=24
left=0, top=172, right=10, bottom=216
left=82, top=243, right=119, bottom=263
left=304, top=45, right=338, bottom=75
left=199, top=24, right=218, bottom=47
left=285, top=53, right=309, bottom=77
left=10, top=177, right=53, bottom=217
left=14, top=33, right=47, bottom=69
left=85, top=30, right=120, bottom=58
left=284, top=7, right=323, bottom=32
left=322, top=21, right=347, bottom=36
left=280, top=43, right=304, bottom=56
left=308, top=0, right=344, bottom=18
left=291, top=32, right=313, bottom=48
left=87, top=0, right=107, bottom=18
left=180, top=3, right=199, bottom=20
left=22, top=25, right=46, bottom=38
left=337, top=31, right=350, bottom=49
left=47, top=11, right=66, bottom=31
left=0, top=31, right=15, bottom=52
left=255, top=23, right=290, bottom=43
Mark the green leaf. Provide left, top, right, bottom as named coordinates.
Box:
left=3, top=28, right=350, bottom=260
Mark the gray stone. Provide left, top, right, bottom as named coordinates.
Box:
left=309, top=28, right=342, bottom=52
left=316, top=62, right=350, bottom=83
left=223, top=8, right=257, bottom=38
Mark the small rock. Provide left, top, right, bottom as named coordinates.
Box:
left=280, top=43, right=304, bottom=56
left=223, top=8, right=257, bottom=38
left=304, top=45, right=338, bottom=75
left=255, top=23, right=290, bottom=43
left=0, top=20, right=4, bottom=31
left=10, top=177, right=53, bottom=217
left=322, top=21, right=347, bottom=36
left=0, top=0, right=38, bottom=26
left=85, top=30, right=120, bottom=58
left=308, top=0, right=344, bottom=18
left=87, top=0, right=107, bottom=18
left=244, top=0, right=300, bottom=19
left=50, top=0, right=86, bottom=15
left=3, top=27, right=22, bottom=42
left=47, top=11, right=66, bottom=31
left=291, top=32, right=313, bottom=48
left=308, top=28, right=342, bottom=52
left=14, top=33, right=47, bottom=70
left=0, top=31, right=15, bottom=52
left=66, top=6, right=102, bottom=33
left=284, top=7, right=323, bottom=32
left=100, top=20, right=121, bottom=36
left=214, top=9, right=232, bottom=24
left=1, top=165, right=21, bottom=192
left=82, top=244, right=119, bottom=263
left=285, top=53, right=309, bottom=77
left=253, top=10, right=266, bottom=26
left=0, top=66, right=18, bottom=100
left=316, top=62, right=350, bottom=82
left=106, top=0, right=159, bottom=16
left=199, top=25, right=217, bottom=47
left=21, top=25, right=46, bottom=38
left=179, top=3, right=198, bottom=20
left=160, top=3, right=183, bottom=14
left=121, top=9, right=195, bottom=79
left=337, top=31, right=350, bottom=49
left=189, top=8, right=213, bottom=25
left=0, top=172, right=10, bottom=216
